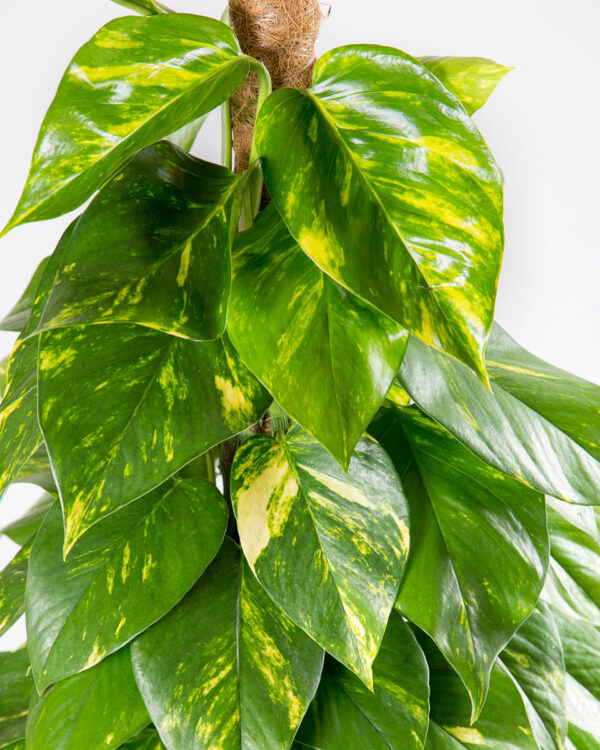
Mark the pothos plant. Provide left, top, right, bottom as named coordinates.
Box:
left=0, top=0, right=598, bottom=748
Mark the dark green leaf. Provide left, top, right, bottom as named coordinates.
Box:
left=420, top=57, right=513, bottom=115
left=40, top=142, right=240, bottom=341
left=117, top=728, right=166, bottom=749
left=0, top=494, right=54, bottom=546
left=370, top=405, right=548, bottom=716
left=3, top=15, right=250, bottom=233
left=14, top=446, right=57, bottom=496
left=399, top=324, right=600, bottom=505
left=26, top=647, right=149, bottom=750
left=296, top=612, right=429, bottom=750
left=0, top=541, right=32, bottom=637
left=0, top=258, right=49, bottom=333
left=26, top=478, right=227, bottom=691
left=256, top=45, right=504, bottom=382
left=0, top=647, right=33, bottom=748
left=228, top=206, right=408, bottom=467
left=230, top=426, right=409, bottom=686
left=131, top=538, right=324, bottom=750
left=38, top=324, right=269, bottom=552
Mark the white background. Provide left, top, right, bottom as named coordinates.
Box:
left=0, top=0, right=599, bottom=649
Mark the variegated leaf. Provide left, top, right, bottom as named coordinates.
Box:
left=26, top=647, right=149, bottom=750
left=399, top=324, right=600, bottom=505
left=370, top=405, right=548, bottom=716
left=0, top=257, right=49, bottom=332
left=230, top=426, right=409, bottom=686
left=0, top=494, right=54, bottom=546
left=111, top=0, right=170, bottom=15
left=543, top=500, right=600, bottom=626
left=0, top=647, right=33, bottom=749
left=420, top=57, right=513, bottom=115
left=295, top=612, right=429, bottom=750
left=0, top=540, right=32, bottom=637
left=38, top=324, right=270, bottom=553
left=40, top=142, right=240, bottom=341
left=2, top=15, right=250, bottom=233
left=26, top=478, right=227, bottom=691
left=131, top=538, right=324, bottom=750
left=256, top=45, right=504, bottom=382
left=14, top=446, right=57, bottom=496
left=228, top=206, right=408, bottom=468
left=0, top=359, right=7, bottom=394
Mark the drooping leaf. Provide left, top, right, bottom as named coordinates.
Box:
left=38, top=323, right=270, bottom=552
left=0, top=257, right=49, bottom=332
left=399, top=324, right=600, bottom=505
left=419, top=56, right=513, bottom=115
left=26, top=647, right=149, bottom=750
left=40, top=142, right=240, bottom=341
left=295, top=612, right=429, bottom=750
left=0, top=647, right=33, bottom=748
left=228, top=206, right=408, bottom=467
left=26, top=478, right=227, bottom=691
left=131, top=538, right=324, bottom=750
left=553, top=610, right=600, bottom=748
left=0, top=494, right=54, bottom=546
left=370, top=404, right=548, bottom=716
left=3, top=15, right=250, bottom=233
left=256, top=44, right=504, bottom=382
left=117, top=728, right=166, bottom=750
left=230, top=426, right=409, bottom=686
left=543, top=499, right=600, bottom=626
left=0, top=540, right=32, bottom=637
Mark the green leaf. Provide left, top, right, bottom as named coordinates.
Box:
left=40, top=142, right=240, bottom=341
left=38, top=324, right=269, bottom=552
left=230, top=425, right=409, bottom=686
left=26, top=478, right=227, bottom=691
left=14, top=446, right=57, bottom=496
left=296, top=612, right=429, bottom=750
left=0, top=359, right=7, bottom=395
left=399, top=324, right=600, bottom=505
left=3, top=15, right=250, bottom=233
left=370, top=405, right=548, bottom=717
left=543, top=500, right=600, bottom=626
left=0, top=494, right=54, bottom=546
left=0, top=540, right=32, bottom=637
left=0, top=647, right=33, bottom=748
left=131, top=538, right=324, bottom=750
left=0, top=257, right=49, bottom=332
left=111, top=0, right=171, bottom=15
left=26, top=647, right=149, bottom=750
left=228, top=206, right=408, bottom=467
left=256, top=44, right=504, bottom=382
left=553, top=611, right=600, bottom=749
left=117, top=728, right=166, bottom=750
left=167, top=114, right=207, bottom=152
left=419, top=57, right=513, bottom=115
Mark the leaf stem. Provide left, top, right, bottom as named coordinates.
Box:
left=221, top=100, right=233, bottom=171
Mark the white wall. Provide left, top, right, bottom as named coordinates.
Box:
left=0, top=0, right=598, bottom=649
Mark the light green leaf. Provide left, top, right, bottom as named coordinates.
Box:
left=0, top=257, right=49, bottom=333
left=0, top=359, right=7, bottom=394
left=3, top=15, right=250, bottom=233
left=26, top=478, right=227, bottom=691
left=420, top=56, right=513, bottom=115
left=399, top=324, right=600, bottom=505
left=296, top=612, right=429, bottom=750
left=543, top=500, right=600, bottom=626
left=256, top=44, right=504, bottom=382
left=0, top=541, right=32, bottom=637
left=131, top=538, right=324, bottom=750
left=0, top=494, right=54, bottom=546
left=26, top=647, right=149, bottom=750
left=111, top=0, right=171, bottom=15
left=230, top=426, right=410, bottom=686
left=370, top=405, right=548, bottom=717
left=40, top=142, right=240, bottom=341
left=228, top=206, right=408, bottom=468
left=167, top=114, right=207, bottom=152
left=38, top=324, right=270, bottom=553
left=0, top=647, right=33, bottom=749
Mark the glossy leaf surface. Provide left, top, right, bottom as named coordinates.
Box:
left=0, top=541, right=31, bottom=637
left=26, top=478, right=227, bottom=690
left=371, top=405, right=548, bottom=716
left=26, top=647, right=149, bottom=750
left=231, top=426, right=409, bottom=686
left=256, top=44, right=504, bottom=380
left=0, top=257, right=49, bottom=332
left=0, top=647, right=33, bottom=748
left=38, top=324, right=269, bottom=551
left=3, top=15, right=250, bottom=232
left=0, top=494, right=54, bottom=546
left=132, top=539, right=324, bottom=750
left=40, top=142, right=240, bottom=340
left=420, top=57, right=513, bottom=115
left=296, top=613, right=429, bottom=750
left=399, top=324, right=600, bottom=505
left=228, top=206, right=408, bottom=467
